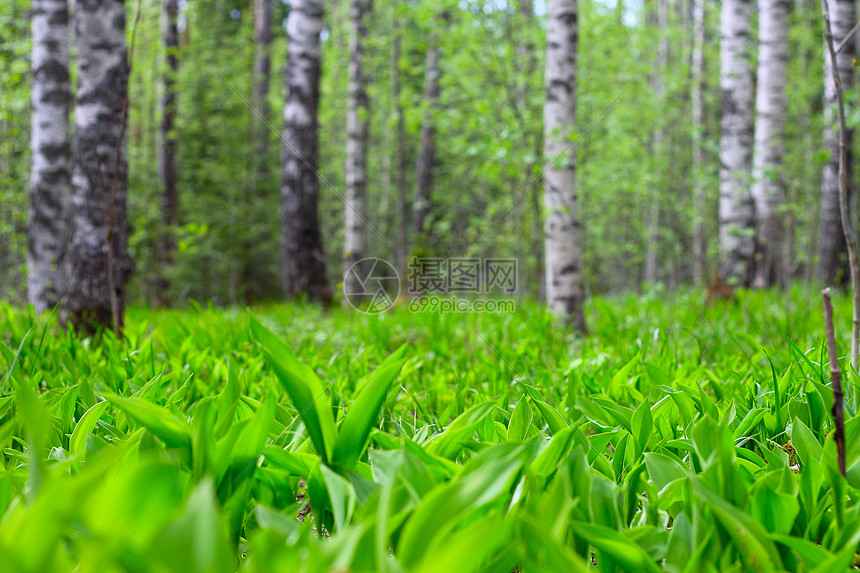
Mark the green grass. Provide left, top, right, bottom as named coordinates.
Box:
left=1, top=287, right=860, bottom=572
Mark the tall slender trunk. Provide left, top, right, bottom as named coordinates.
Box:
left=237, top=0, right=273, bottom=303
left=691, top=0, right=706, bottom=284
left=543, top=0, right=586, bottom=332
left=718, top=0, right=755, bottom=285
left=344, top=0, right=371, bottom=292
left=28, top=0, right=71, bottom=312
left=280, top=0, right=329, bottom=302
left=817, top=0, right=855, bottom=285
left=64, top=0, right=134, bottom=331
left=644, top=0, right=668, bottom=284
left=392, top=18, right=408, bottom=274
left=252, top=0, right=273, bottom=174
left=155, top=0, right=179, bottom=307
left=751, top=0, right=790, bottom=288
left=413, top=13, right=447, bottom=246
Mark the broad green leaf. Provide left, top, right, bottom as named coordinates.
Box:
left=507, top=396, right=533, bottom=442
left=644, top=452, right=688, bottom=491
left=250, top=315, right=336, bottom=463
left=69, top=400, right=109, bottom=456
left=105, top=394, right=191, bottom=450
left=332, top=345, right=407, bottom=470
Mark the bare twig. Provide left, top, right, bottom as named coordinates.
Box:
left=822, top=0, right=860, bottom=373
left=835, top=19, right=860, bottom=54
left=92, top=142, right=120, bottom=338
left=94, top=0, right=142, bottom=339
left=822, top=288, right=846, bottom=475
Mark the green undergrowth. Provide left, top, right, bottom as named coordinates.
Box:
left=1, top=287, right=860, bottom=572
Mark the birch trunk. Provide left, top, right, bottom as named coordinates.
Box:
left=543, top=0, right=586, bottom=332
left=644, top=0, right=668, bottom=284
left=28, top=0, right=71, bottom=311
left=280, top=0, right=329, bottom=302
left=751, top=0, right=790, bottom=288
left=413, top=13, right=447, bottom=244
left=64, top=0, right=134, bottom=331
left=155, top=0, right=179, bottom=307
left=718, top=0, right=755, bottom=285
left=817, top=0, right=855, bottom=285
left=344, top=0, right=370, bottom=293
left=691, top=0, right=706, bottom=284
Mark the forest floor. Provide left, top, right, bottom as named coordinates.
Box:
left=1, top=288, right=860, bottom=571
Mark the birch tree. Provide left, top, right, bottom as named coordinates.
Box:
left=344, top=0, right=370, bottom=293
left=751, top=0, right=790, bottom=288
left=543, top=0, right=586, bottom=332
left=64, top=0, right=134, bottom=331
left=817, top=0, right=855, bottom=284
left=28, top=0, right=71, bottom=311
left=691, top=0, right=706, bottom=284
left=280, top=0, right=329, bottom=302
left=156, top=0, right=179, bottom=306
left=718, top=0, right=754, bottom=285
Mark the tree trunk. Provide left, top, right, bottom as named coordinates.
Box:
left=691, top=0, right=706, bottom=284
left=392, top=18, right=408, bottom=275
left=718, top=0, right=755, bottom=285
left=413, top=13, right=446, bottom=246
left=155, top=0, right=179, bottom=307
left=252, top=0, right=273, bottom=173
left=280, top=0, right=329, bottom=302
left=644, top=0, right=668, bottom=284
left=751, top=0, right=790, bottom=288
left=28, top=0, right=71, bottom=312
left=817, top=0, right=855, bottom=285
left=64, top=0, right=134, bottom=332
left=543, top=0, right=586, bottom=332
left=344, top=0, right=370, bottom=293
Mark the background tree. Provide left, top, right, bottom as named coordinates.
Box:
left=718, top=0, right=755, bottom=285
left=280, top=0, right=329, bottom=302
left=644, top=0, right=667, bottom=285
left=344, top=0, right=371, bottom=293
left=412, top=10, right=447, bottom=249
left=543, top=0, right=586, bottom=331
left=28, top=0, right=70, bottom=311
left=691, top=0, right=707, bottom=284
left=155, top=0, right=179, bottom=307
left=751, top=0, right=790, bottom=288
left=63, top=0, right=134, bottom=331
left=817, top=0, right=855, bottom=285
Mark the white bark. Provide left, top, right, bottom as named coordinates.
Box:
left=817, top=0, right=855, bottom=284
left=543, top=0, right=586, bottom=331
left=29, top=0, right=71, bottom=311
left=751, top=0, right=790, bottom=288
left=718, top=0, right=755, bottom=285
left=344, top=0, right=370, bottom=293
left=691, top=0, right=706, bottom=283
left=64, top=0, right=134, bottom=330
left=280, top=0, right=329, bottom=302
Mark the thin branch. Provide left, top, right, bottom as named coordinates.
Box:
left=822, top=288, right=847, bottom=476
left=835, top=19, right=860, bottom=54
left=822, top=0, right=860, bottom=373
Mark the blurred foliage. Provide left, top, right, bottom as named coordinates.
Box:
left=0, top=0, right=835, bottom=302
